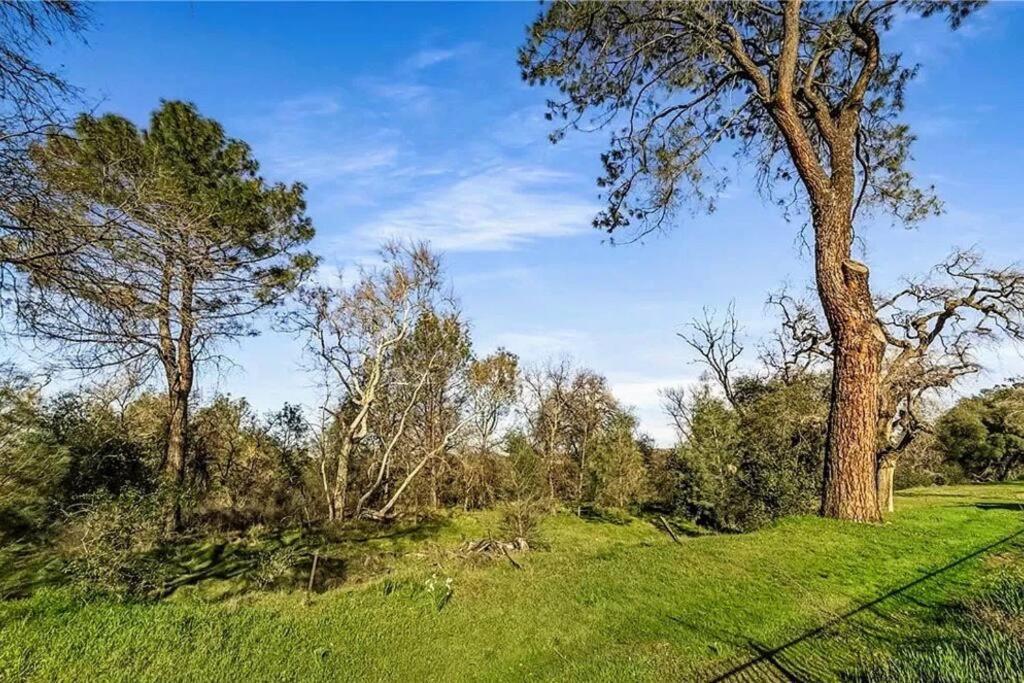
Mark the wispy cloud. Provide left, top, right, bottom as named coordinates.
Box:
left=404, top=43, right=476, bottom=70
left=271, top=145, right=400, bottom=183
left=274, top=93, right=342, bottom=119
left=485, top=330, right=591, bottom=360
left=242, top=90, right=403, bottom=189
left=357, top=79, right=439, bottom=114
left=353, top=166, right=598, bottom=252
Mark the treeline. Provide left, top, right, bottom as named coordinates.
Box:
left=0, top=99, right=1021, bottom=550
left=4, top=278, right=1022, bottom=548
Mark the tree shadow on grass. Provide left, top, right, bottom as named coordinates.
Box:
left=0, top=516, right=453, bottom=602
left=577, top=506, right=633, bottom=525
left=0, top=541, right=67, bottom=599
left=972, top=502, right=1024, bottom=512
left=696, top=526, right=1024, bottom=682
left=150, top=516, right=452, bottom=600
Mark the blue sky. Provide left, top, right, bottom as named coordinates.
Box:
left=35, top=2, right=1024, bottom=444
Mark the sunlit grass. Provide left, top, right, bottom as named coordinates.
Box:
left=2, top=484, right=1022, bottom=682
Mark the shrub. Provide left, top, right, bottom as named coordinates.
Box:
left=46, top=394, right=155, bottom=501
left=934, top=385, right=1024, bottom=482
left=588, top=412, right=648, bottom=509
left=497, top=433, right=547, bottom=544
left=60, top=490, right=168, bottom=598
left=0, top=374, right=67, bottom=540
left=671, top=376, right=828, bottom=531
left=498, top=499, right=545, bottom=544
left=252, top=544, right=304, bottom=588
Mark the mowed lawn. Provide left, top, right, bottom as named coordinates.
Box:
left=2, top=484, right=1023, bottom=682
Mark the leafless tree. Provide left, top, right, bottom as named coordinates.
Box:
left=660, top=385, right=692, bottom=442
left=466, top=349, right=519, bottom=454
left=564, top=369, right=618, bottom=514
left=520, top=358, right=575, bottom=499
left=520, top=359, right=620, bottom=510
left=760, top=289, right=831, bottom=383
left=873, top=249, right=1024, bottom=510
left=290, top=243, right=445, bottom=521
left=679, top=305, right=745, bottom=411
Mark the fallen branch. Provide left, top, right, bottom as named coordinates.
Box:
left=305, top=550, right=320, bottom=604
left=460, top=537, right=530, bottom=557
left=660, top=516, right=681, bottom=544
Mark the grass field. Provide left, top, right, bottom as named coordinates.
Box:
left=2, top=484, right=1023, bottom=682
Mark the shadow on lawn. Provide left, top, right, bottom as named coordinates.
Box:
left=151, top=516, right=452, bottom=599
left=699, top=525, right=1024, bottom=683
left=973, top=501, right=1024, bottom=512
left=0, top=516, right=452, bottom=601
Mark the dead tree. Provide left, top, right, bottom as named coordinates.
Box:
left=873, top=250, right=1024, bottom=511
left=679, top=305, right=745, bottom=412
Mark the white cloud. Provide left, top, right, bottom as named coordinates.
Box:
left=484, top=330, right=591, bottom=361
left=404, top=43, right=476, bottom=70
left=243, top=91, right=404, bottom=188
left=354, top=166, right=598, bottom=251
left=405, top=48, right=456, bottom=70
left=362, top=81, right=436, bottom=113
left=271, top=145, right=399, bottom=182
left=274, top=94, right=342, bottom=119
left=610, top=375, right=699, bottom=447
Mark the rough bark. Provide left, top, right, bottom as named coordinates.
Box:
left=817, top=257, right=885, bottom=522
left=159, top=263, right=195, bottom=532
left=162, top=352, right=193, bottom=531
left=164, top=388, right=188, bottom=530
left=763, top=27, right=885, bottom=522
left=876, top=455, right=897, bottom=514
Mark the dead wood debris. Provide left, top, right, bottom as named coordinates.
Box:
left=459, top=537, right=530, bottom=569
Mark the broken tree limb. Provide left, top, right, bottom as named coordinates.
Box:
left=659, top=516, right=681, bottom=544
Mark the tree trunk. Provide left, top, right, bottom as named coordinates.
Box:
left=159, top=264, right=195, bottom=533
left=329, top=439, right=350, bottom=522
left=876, top=455, right=897, bottom=515
left=814, top=213, right=885, bottom=523
left=164, top=387, right=189, bottom=531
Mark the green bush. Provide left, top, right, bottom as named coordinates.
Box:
left=497, top=432, right=548, bottom=544
left=0, top=375, right=67, bottom=540
left=892, top=466, right=935, bottom=491
left=497, top=499, right=545, bottom=544
left=59, top=490, right=168, bottom=598
left=934, top=385, right=1024, bottom=482
left=587, top=412, right=648, bottom=509
left=671, top=376, right=828, bottom=531
left=252, top=544, right=304, bottom=588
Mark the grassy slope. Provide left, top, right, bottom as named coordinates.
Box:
left=2, top=484, right=1023, bottom=682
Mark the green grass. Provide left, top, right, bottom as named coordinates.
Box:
left=2, top=484, right=1023, bottom=682
left=849, top=568, right=1024, bottom=682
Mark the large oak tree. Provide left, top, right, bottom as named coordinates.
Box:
left=520, top=0, right=982, bottom=521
